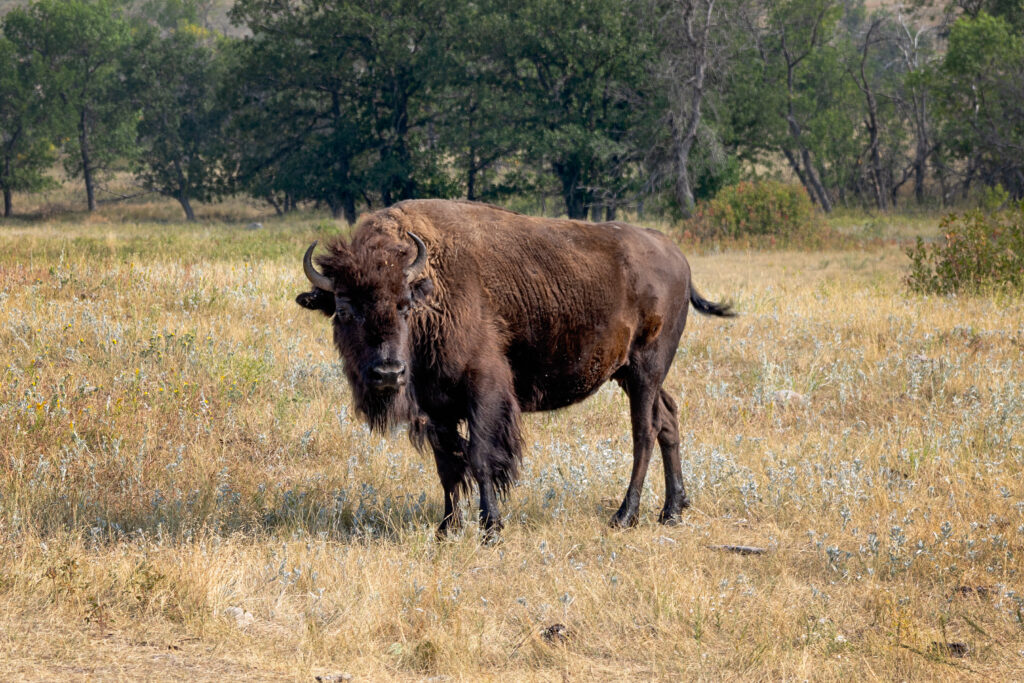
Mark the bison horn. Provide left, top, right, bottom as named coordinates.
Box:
left=303, top=241, right=333, bottom=291
left=405, top=232, right=427, bottom=281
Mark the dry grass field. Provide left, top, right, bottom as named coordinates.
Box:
left=1, top=200, right=1022, bottom=681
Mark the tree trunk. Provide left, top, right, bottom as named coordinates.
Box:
left=178, top=194, right=196, bottom=222
left=867, top=125, right=887, bottom=210
left=171, top=159, right=194, bottom=220
left=863, top=97, right=886, bottom=210
left=342, top=194, right=356, bottom=225
left=911, top=92, right=930, bottom=205
left=327, top=193, right=357, bottom=224
left=2, top=154, right=11, bottom=217
left=554, top=160, right=589, bottom=219
left=894, top=9, right=933, bottom=206
left=782, top=146, right=832, bottom=212
left=781, top=147, right=812, bottom=198
left=267, top=195, right=284, bottom=216
left=801, top=147, right=833, bottom=212
left=666, top=0, right=714, bottom=220
left=467, top=165, right=476, bottom=202
left=913, top=143, right=926, bottom=205
left=80, top=108, right=97, bottom=212
left=675, top=159, right=696, bottom=219
left=782, top=36, right=832, bottom=213
left=936, top=158, right=950, bottom=207
left=328, top=197, right=343, bottom=220
left=785, top=116, right=832, bottom=212
left=856, top=20, right=887, bottom=211
left=962, top=155, right=976, bottom=201
left=466, top=146, right=478, bottom=201
left=605, top=205, right=616, bottom=221
left=564, top=191, right=587, bottom=219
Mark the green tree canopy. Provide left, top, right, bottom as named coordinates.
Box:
left=932, top=12, right=1024, bottom=198
left=128, top=24, right=230, bottom=220
left=478, top=0, right=656, bottom=219
left=4, top=0, right=136, bottom=211
left=0, top=34, right=56, bottom=217
left=226, top=0, right=463, bottom=222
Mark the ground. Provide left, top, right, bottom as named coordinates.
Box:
left=0, top=199, right=1022, bottom=680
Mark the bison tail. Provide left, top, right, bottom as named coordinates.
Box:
left=689, top=281, right=737, bottom=318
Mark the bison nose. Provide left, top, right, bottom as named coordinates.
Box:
left=370, top=361, right=406, bottom=388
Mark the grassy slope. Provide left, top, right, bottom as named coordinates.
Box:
left=0, top=203, right=1022, bottom=680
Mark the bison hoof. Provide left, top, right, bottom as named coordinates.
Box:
left=657, top=510, right=683, bottom=526
left=609, top=510, right=639, bottom=529
left=481, top=527, right=503, bottom=546
left=435, top=515, right=464, bottom=541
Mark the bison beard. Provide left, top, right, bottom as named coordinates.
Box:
left=349, top=376, right=415, bottom=434
left=297, top=199, right=735, bottom=541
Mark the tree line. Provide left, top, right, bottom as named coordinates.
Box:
left=1, top=0, right=1022, bottom=222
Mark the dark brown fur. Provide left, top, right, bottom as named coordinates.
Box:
left=297, top=199, right=735, bottom=539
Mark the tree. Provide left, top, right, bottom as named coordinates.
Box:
left=128, top=25, right=229, bottom=221
left=644, top=0, right=729, bottom=218
left=433, top=2, right=531, bottom=203
left=889, top=6, right=944, bottom=205
left=480, top=0, right=656, bottom=219
left=955, top=0, right=1024, bottom=32
left=227, top=0, right=462, bottom=222
left=0, top=35, right=55, bottom=217
left=771, top=0, right=842, bottom=212
left=849, top=17, right=891, bottom=210
left=4, top=0, right=136, bottom=212
left=931, top=12, right=1024, bottom=199
left=727, top=0, right=851, bottom=212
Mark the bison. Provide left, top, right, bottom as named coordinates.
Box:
left=297, top=199, right=734, bottom=540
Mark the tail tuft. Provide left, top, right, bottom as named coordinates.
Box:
left=690, top=284, right=737, bottom=318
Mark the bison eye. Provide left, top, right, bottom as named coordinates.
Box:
left=334, top=296, right=356, bottom=321
left=396, top=299, right=411, bottom=314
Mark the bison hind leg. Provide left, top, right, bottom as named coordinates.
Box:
left=611, top=344, right=691, bottom=529
left=654, top=389, right=689, bottom=525
left=609, top=369, right=660, bottom=529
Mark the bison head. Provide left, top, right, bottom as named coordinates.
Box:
left=297, top=231, right=433, bottom=432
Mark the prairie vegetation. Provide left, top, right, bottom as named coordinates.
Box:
left=3, top=0, right=1022, bottom=678
left=1, top=200, right=1022, bottom=680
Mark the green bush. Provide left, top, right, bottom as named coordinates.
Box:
left=686, top=180, right=826, bottom=245
left=906, top=206, right=1024, bottom=294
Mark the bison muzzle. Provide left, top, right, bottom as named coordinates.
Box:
left=297, top=199, right=735, bottom=540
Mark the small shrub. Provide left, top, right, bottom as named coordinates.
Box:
left=906, top=205, right=1024, bottom=294
left=687, top=180, right=826, bottom=245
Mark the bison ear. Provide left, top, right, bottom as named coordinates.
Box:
left=410, top=277, right=434, bottom=307
left=296, top=288, right=336, bottom=316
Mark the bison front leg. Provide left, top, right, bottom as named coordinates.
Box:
left=467, top=378, right=522, bottom=543
left=426, top=422, right=470, bottom=539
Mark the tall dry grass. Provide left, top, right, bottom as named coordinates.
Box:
left=0, top=206, right=1022, bottom=680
